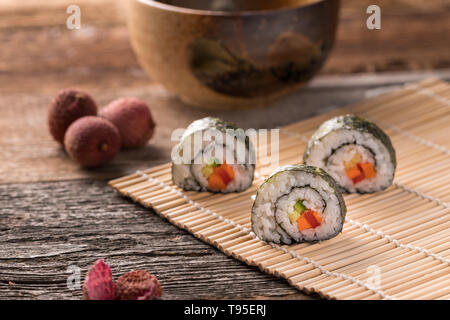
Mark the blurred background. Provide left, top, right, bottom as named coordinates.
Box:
left=1, top=0, right=449, bottom=182
left=0, top=0, right=449, bottom=300
left=1, top=0, right=448, bottom=94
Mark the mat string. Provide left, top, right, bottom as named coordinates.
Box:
left=354, top=82, right=450, bottom=155
left=356, top=112, right=450, bottom=156
left=113, top=80, right=450, bottom=299
left=280, top=86, right=450, bottom=156
left=254, top=171, right=450, bottom=265
left=133, top=116, right=449, bottom=299
left=276, top=129, right=449, bottom=264
left=136, top=170, right=401, bottom=300
left=278, top=129, right=449, bottom=209
left=409, top=83, right=450, bottom=108
left=395, top=182, right=449, bottom=209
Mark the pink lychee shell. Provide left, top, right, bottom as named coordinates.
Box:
left=83, top=259, right=116, bottom=300
left=115, top=269, right=162, bottom=300
left=48, top=88, right=97, bottom=144
left=100, top=98, right=155, bottom=149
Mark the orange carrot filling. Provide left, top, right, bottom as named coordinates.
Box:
left=297, top=210, right=322, bottom=231
left=358, top=162, right=376, bottom=179
left=345, top=159, right=376, bottom=184
left=346, top=167, right=362, bottom=181
left=208, top=173, right=227, bottom=190
left=204, top=163, right=234, bottom=190
left=214, top=165, right=234, bottom=184
left=290, top=200, right=323, bottom=231
left=297, top=217, right=312, bottom=230
left=303, top=210, right=322, bottom=228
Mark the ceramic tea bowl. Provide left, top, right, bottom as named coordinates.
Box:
left=128, top=0, right=340, bottom=109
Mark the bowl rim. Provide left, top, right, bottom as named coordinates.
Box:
left=136, top=0, right=330, bottom=16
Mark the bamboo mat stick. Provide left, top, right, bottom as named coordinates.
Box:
left=109, top=79, right=450, bottom=300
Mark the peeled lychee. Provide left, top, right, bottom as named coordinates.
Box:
left=115, top=270, right=162, bottom=300
left=83, top=259, right=116, bottom=300
left=64, top=116, right=121, bottom=168
left=48, top=88, right=98, bottom=144
left=100, top=98, right=155, bottom=149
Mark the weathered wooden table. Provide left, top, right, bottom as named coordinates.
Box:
left=1, top=0, right=449, bottom=299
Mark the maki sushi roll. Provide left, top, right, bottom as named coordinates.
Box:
left=303, top=115, right=396, bottom=193
left=252, top=164, right=346, bottom=244
left=172, top=117, right=255, bottom=193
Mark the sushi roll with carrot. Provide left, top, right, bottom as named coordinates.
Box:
left=252, top=165, right=346, bottom=244
left=172, top=117, right=255, bottom=193
left=303, top=115, right=396, bottom=193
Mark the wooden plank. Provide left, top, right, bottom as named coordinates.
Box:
left=108, top=80, right=450, bottom=300
left=1, top=0, right=448, bottom=301
left=325, top=0, right=450, bottom=73
left=0, top=0, right=126, bottom=29
left=0, top=179, right=316, bottom=299
left=0, top=0, right=449, bottom=96
left=3, top=73, right=449, bottom=184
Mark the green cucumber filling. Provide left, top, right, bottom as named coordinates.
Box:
left=201, top=157, right=220, bottom=178
left=288, top=199, right=322, bottom=230
left=288, top=200, right=307, bottom=224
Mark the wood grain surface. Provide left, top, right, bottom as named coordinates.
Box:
left=0, top=0, right=449, bottom=299
left=0, top=180, right=319, bottom=299
left=1, top=0, right=448, bottom=95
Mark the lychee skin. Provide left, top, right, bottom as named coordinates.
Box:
left=115, top=270, right=162, bottom=300
left=83, top=259, right=116, bottom=300
left=48, top=88, right=98, bottom=144
left=100, top=98, right=155, bottom=149
left=64, top=116, right=121, bottom=168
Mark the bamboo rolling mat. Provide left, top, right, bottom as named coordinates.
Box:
left=109, top=78, right=450, bottom=300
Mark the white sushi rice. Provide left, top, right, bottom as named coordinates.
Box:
left=252, top=170, right=344, bottom=243
left=191, top=163, right=254, bottom=193
left=172, top=128, right=254, bottom=192
left=172, top=163, right=201, bottom=191
left=305, top=129, right=395, bottom=193
left=275, top=187, right=325, bottom=242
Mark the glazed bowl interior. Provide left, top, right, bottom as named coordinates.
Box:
left=154, top=0, right=322, bottom=12
left=129, top=0, right=339, bottom=109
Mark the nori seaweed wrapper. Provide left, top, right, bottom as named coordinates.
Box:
left=251, top=164, right=347, bottom=243
left=172, top=117, right=255, bottom=192
left=303, top=114, right=396, bottom=170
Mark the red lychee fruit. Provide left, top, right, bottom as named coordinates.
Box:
left=64, top=116, right=121, bottom=168
left=83, top=259, right=116, bottom=300
left=100, top=98, right=155, bottom=149
left=115, top=270, right=162, bottom=300
left=48, top=88, right=98, bottom=144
